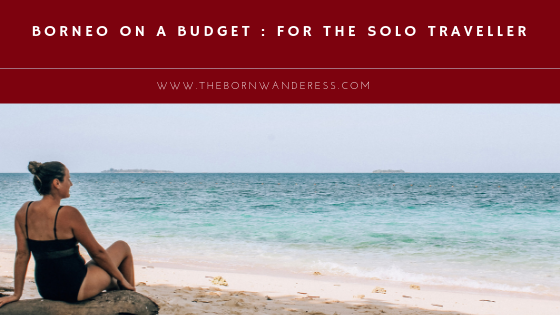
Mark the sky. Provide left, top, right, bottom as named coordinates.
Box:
left=0, top=104, right=559, bottom=173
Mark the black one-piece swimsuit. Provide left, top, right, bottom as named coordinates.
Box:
left=25, top=201, right=88, bottom=302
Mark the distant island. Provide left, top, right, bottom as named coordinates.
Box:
left=372, top=169, right=405, bottom=173
left=101, top=168, right=174, bottom=173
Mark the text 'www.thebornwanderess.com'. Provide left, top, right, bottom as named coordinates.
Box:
left=157, top=81, right=370, bottom=90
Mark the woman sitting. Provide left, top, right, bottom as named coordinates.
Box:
left=0, top=161, right=135, bottom=308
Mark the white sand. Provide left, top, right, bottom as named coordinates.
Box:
left=1, top=251, right=559, bottom=315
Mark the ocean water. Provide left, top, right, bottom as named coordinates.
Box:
left=1, top=173, right=559, bottom=296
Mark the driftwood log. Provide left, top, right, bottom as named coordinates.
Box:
left=0, top=290, right=159, bottom=315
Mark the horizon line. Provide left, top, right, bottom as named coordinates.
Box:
left=2, top=172, right=560, bottom=174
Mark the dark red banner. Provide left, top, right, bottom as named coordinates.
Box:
left=1, top=1, right=559, bottom=103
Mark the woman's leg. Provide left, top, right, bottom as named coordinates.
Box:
left=76, top=240, right=134, bottom=301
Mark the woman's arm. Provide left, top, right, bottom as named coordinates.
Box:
left=0, top=208, right=31, bottom=308
left=66, top=207, right=133, bottom=289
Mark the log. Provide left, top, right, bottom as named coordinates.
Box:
left=0, top=290, right=159, bottom=315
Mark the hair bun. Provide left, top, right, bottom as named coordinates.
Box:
left=28, top=161, right=43, bottom=175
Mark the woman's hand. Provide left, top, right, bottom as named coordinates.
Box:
left=0, top=294, right=21, bottom=308
left=118, top=279, right=136, bottom=291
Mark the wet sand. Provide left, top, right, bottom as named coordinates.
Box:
left=1, top=251, right=559, bottom=314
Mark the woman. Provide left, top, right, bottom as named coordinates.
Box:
left=0, top=161, right=135, bottom=308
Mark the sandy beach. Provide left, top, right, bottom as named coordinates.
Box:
left=1, top=251, right=559, bottom=315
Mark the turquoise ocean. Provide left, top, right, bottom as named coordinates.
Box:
left=1, top=173, right=559, bottom=296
